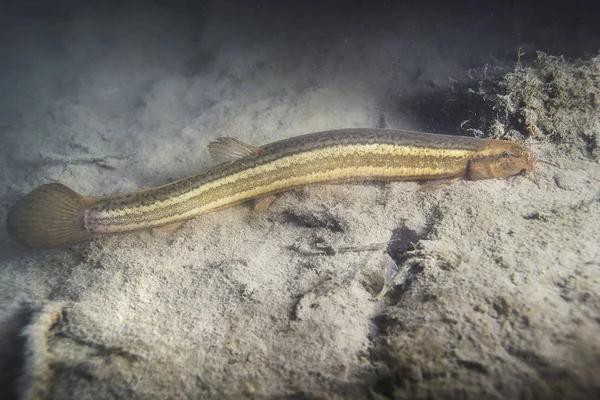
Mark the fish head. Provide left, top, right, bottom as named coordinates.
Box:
left=468, top=141, right=537, bottom=180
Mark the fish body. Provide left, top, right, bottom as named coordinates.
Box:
left=6, top=129, right=536, bottom=249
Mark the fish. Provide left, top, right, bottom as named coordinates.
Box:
left=6, top=128, right=537, bottom=249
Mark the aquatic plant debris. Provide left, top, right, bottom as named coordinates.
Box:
left=488, top=52, right=600, bottom=159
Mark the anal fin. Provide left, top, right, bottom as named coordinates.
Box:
left=252, top=195, right=278, bottom=211
left=154, top=221, right=186, bottom=233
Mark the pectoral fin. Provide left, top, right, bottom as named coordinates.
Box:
left=418, top=177, right=462, bottom=191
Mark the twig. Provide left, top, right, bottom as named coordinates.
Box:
left=55, top=328, right=141, bottom=361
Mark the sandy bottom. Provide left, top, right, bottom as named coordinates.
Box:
left=1, top=2, right=599, bottom=399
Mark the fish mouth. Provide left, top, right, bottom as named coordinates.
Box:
left=525, top=148, right=539, bottom=171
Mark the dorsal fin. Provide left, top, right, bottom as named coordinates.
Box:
left=208, top=137, right=260, bottom=164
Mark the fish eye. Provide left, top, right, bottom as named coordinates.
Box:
left=501, top=151, right=511, bottom=158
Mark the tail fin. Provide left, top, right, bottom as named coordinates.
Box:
left=6, top=183, right=94, bottom=250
